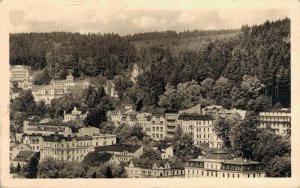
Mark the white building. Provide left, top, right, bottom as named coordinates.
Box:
left=32, top=74, right=90, bottom=104
left=178, top=113, right=221, bottom=148
left=10, top=65, right=29, bottom=82
left=40, top=133, right=116, bottom=161
left=185, top=151, right=266, bottom=178
left=258, top=108, right=291, bottom=136
left=63, top=106, right=88, bottom=122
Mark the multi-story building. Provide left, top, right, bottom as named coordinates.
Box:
left=178, top=113, right=216, bottom=146
left=153, top=144, right=174, bottom=159
left=93, top=144, right=144, bottom=163
left=40, top=133, right=116, bottom=161
left=125, top=159, right=185, bottom=178
left=149, top=114, right=166, bottom=141
left=32, top=74, right=90, bottom=104
left=258, top=109, right=291, bottom=136
left=185, top=151, right=266, bottom=178
left=82, top=152, right=121, bottom=166
left=104, top=80, right=118, bottom=98
left=10, top=65, right=29, bottom=82
left=203, top=105, right=247, bottom=120
left=17, top=80, right=33, bottom=90
left=165, top=111, right=179, bottom=138
left=63, top=106, right=88, bottom=122
left=107, top=105, right=135, bottom=126
left=11, top=151, right=39, bottom=168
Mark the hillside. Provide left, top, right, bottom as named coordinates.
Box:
left=9, top=18, right=290, bottom=110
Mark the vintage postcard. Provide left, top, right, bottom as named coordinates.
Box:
left=0, top=0, right=300, bottom=187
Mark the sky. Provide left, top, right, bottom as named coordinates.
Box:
left=7, top=0, right=290, bottom=35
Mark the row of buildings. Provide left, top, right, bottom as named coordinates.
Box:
left=108, top=103, right=291, bottom=148
left=108, top=104, right=248, bottom=149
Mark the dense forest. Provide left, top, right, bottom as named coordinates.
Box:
left=10, top=18, right=290, bottom=110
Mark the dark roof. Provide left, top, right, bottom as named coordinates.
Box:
left=13, top=151, right=38, bottom=162
left=42, top=134, right=93, bottom=142
left=129, top=158, right=184, bottom=170
left=205, top=151, right=234, bottom=160
left=82, top=152, right=114, bottom=166
left=178, top=113, right=214, bottom=121
left=164, top=109, right=179, bottom=114
left=94, top=144, right=143, bottom=153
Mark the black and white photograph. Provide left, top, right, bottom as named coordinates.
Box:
left=1, top=0, right=300, bottom=187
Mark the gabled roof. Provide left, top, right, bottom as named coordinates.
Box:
left=82, top=152, right=114, bottom=166
left=13, top=151, right=38, bottom=162
left=94, top=144, right=143, bottom=153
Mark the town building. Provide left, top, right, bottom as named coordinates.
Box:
left=82, top=152, right=121, bottom=166
left=10, top=143, right=31, bottom=160
left=153, top=144, right=174, bottom=159
left=104, top=80, right=118, bottom=98
left=10, top=65, right=29, bottom=82
left=40, top=133, right=116, bottom=162
left=107, top=104, right=135, bottom=126
left=32, top=74, right=90, bottom=104
left=258, top=108, right=291, bottom=136
left=17, top=80, right=33, bottom=90
left=11, top=151, right=39, bottom=168
left=125, top=159, right=185, bottom=178
left=63, top=106, right=88, bottom=122
left=93, top=144, right=144, bottom=163
left=202, top=105, right=247, bottom=119
left=185, top=151, right=266, bottom=178
left=165, top=111, right=179, bottom=138
left=178, top=113, right=219, bottom=147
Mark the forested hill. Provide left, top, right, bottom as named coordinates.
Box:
left=9, top=18, right=290, bottom=109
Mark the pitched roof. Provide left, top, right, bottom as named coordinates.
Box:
left=94, top=144, right=143, bottom=153
left=82, top=152, right=114, bottom=166
left=129, top=158, right=184, bottom=170
left=178, top=113, right=214, bottom=121
left=42, top=134, right=93, bottom=142
left=13, top=151, right=38, bottom=162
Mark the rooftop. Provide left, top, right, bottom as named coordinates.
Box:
left=94, top=144, right=143, bottom=153
left=42, top=134, right=93, bottom=142
left=178, top=113, right=214, bottom=121
left=82, top=152, right=114, bottom=166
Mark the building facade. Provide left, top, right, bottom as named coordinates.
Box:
left=40, top=133, right=116, bottom=161
left=185, top=151, right=266, bottom=178
left=125, top=159, right=185, bottom=178
left=10, top=65, right=29, bottom=82
left=63, top=106, right=88, bottom=122
left=32, top=74, right=90, bottom=104
left=258, top=109, right=291, bottom=136
left=94, top=144, right=144, bottom=163
left=178, top=113, right=220, bottom=147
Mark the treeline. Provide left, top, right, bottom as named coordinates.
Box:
left=10, top=18, right=290, bottom=109
left=133, top=18, right=290, bottom=110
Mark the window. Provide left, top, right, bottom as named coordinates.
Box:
left=237, top=174, right=240, bottom=178
left=233, top=174, right=235, bottom=178
left=223, top=173, right=225, bottom=177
